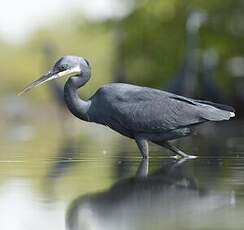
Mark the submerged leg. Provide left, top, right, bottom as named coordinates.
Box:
left=154, top=141, right=197, bottom=159
left=135, top=158, right=149, bottom=178
left=135, top=137, right=149, bottom=159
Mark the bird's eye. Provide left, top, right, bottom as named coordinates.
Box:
left=59, top=64, right=69, bottom=71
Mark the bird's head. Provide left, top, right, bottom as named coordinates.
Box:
left=19, top=55, right=90, bottom=95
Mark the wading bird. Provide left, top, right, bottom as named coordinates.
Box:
left=19, top=56, right=235, bottom=159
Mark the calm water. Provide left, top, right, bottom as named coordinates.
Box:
left=1, top=112, right=244, bottom=230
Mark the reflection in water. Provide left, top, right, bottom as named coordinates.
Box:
left=66, top=158, right=235, bottom=230
left=114, top=139, right=131, bottom=180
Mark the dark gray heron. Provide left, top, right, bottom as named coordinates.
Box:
left=19, top=55, right=235, bottom=159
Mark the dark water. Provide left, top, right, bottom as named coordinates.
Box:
left=1, top=118, right=244, bottom=230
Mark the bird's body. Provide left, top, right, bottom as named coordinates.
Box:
left=20, top=55, right=235, bottom=159
left=88, top=83, right=231, bottom=137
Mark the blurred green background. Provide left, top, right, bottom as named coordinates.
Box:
left=1, top=0, right=244, bottom=100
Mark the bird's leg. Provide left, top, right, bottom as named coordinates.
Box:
left=135, top=137, right=149, bottom=159
left=163, top=142, right=188, bottom=158
left=153, top=141, right=197, bottom=159
left=135, top=158, right=149, bottom=178
left=162, top=142, right=197, bottom=159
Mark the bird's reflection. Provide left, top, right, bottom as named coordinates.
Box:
left=66, top=158, right=234, bottom=230
left=114, top=139, right=131, bottom=180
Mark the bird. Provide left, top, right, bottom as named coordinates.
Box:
left=167, top=10, right=207, bottom=97
left=19, top=55, right=235, bottom=159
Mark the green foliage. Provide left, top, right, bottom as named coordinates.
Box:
left=1, top=0, right=244, bottom=99
left=122, top=0, right=244, bottom=92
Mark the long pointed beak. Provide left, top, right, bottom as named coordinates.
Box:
left=18, top=66, right=81, bottom=95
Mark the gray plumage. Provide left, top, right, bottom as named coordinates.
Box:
left=89, top=84, right=233, bottom=133
left=19, top=55, right=235, bottom=159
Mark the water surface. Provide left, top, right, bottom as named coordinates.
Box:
left=0, top=117, right=244, bottom=230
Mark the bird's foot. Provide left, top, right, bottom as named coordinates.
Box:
left=186, top=154, right=198, bottom=159
left=142, top=155, right=149, bottom=159
left=170, top=154, right=198, bottom=160
left=170, top=155, right=181, bottom=160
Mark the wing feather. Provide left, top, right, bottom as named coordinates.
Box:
left=90, top=84, right=233, bottom=134
left=103, top=85, right=204, bottom=133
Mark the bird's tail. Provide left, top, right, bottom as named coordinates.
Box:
left=196, top=100, right=235, bottom=121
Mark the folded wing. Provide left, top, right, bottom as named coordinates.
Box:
left=107, top=85, right=234, bottom=133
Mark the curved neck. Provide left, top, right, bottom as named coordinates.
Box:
left=64, top=73, right=91, bottom=121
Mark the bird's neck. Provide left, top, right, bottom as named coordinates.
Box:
left=64, top=74, right=91, bottom=122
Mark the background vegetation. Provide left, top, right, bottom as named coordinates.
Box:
left=1, top=0, right=244, bottom=100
